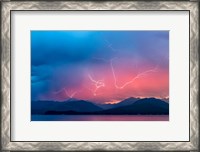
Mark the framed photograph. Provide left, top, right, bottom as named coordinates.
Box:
left=1, top=0, right=199, bottom=151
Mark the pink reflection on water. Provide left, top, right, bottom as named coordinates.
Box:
left=32, top=115, right=169, bottom=121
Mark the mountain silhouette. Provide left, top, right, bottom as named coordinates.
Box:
left=39, top=97, right=169, bottom=115
left=161, top=98, right=169, bottom=102
left=31, top=100, right=103, bottom=114
left=97, top=103, right=116, bottom=110
left=114, top=97, right=140, bottom=107
left=65, top=98, right=78, bottom=102
left=98, top=97, right=140, bottom=110
left=97, top=98, right=169, bottom=115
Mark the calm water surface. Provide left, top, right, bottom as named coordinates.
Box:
left=31, top=115, right=169, bottom=121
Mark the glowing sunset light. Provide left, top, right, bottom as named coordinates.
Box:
left=31, top=31, right=169, bottom=104
left=105, top=100, right=121, bottom=104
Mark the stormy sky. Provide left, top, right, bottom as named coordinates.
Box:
left=31, top=31, right=169, bottom=104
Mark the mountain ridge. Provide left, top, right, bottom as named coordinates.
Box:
left=32, top=97, right=169, bottom=115
left=31, top=99, right=103, bottom=114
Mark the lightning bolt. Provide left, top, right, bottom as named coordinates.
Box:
left=88, top=74, right=105, bottom=96
left=105, top=39, right=117, bottom=52
left=110, top=58, right=158, bottom=89
left=53, top=88, right=65, bottom=95
left=53, top=88, right=77, bottom=99
left=63, top=88, right=77, bottom=98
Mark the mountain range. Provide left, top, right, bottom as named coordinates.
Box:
left=32, top=97, right=169, bottom=115
left=97, top=97, right=140, bottom=109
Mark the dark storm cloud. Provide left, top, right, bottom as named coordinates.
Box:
left=31, top=31, right=105, bottom=66
left=31, top=31, right=169, bottom=101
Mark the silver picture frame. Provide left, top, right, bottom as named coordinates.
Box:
left=1, top=0, right=199, bottom=151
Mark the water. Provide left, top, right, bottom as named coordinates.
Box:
left=31, top=115, right=169, bottom=121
